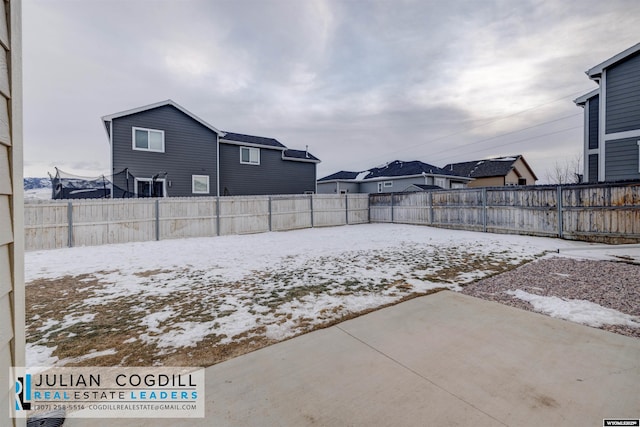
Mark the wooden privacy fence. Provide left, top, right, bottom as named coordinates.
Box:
left=370, top=182, right=640, bottom=244
left=24, top=194, right=370, bottom=251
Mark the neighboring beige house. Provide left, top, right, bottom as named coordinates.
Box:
left=444, top=155, right=538, bottom=188
left=1, top=1, right=23, bottom=425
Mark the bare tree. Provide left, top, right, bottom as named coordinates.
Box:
left=545, top=152, right=583, bottom=184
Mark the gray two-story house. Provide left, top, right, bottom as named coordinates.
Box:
left=317, top=160, right=472, bottom=194
left=102, top=100, right=320, bottom=197
left=574, top=43, right=640, bottom=183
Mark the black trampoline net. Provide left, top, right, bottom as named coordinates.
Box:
left=49, top=168, right=140, bottom=199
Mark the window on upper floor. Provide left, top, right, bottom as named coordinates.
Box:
left=435, top=177, right=446, bottom=188
left=133, top=127, right=164, bottom=152
left=383, top=181, right=393, bottom=187
left=518, top=178, right=527, bottom=186
left=240, top=147, right=260, bottom=165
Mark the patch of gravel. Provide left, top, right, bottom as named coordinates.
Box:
left=460, top=257, right=640, bottom=338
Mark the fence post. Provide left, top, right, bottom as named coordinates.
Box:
left=391, top=193, right=393, bottom=224
left=155, top=199, right=160, bottom=241
left=216, top=196, right=220, bottom=236
left=428, top=192, right=433, bottom=224
left=482, top=188, right=487, bottom=233
left=310, top=194, right=314, bottom=227
left=345, top=194, right=349, bottom=225
left=367, top=195, right=371, bottom=223
left=557, top=186, right=564, bottom=239
left=67, top=201, right=73, bottom=248
left=268, top=196, right=272, bottom=231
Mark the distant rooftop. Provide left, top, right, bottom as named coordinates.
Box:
left=318, top=160, right=468, bottom=182
left=444, top=155, right=538, bottom=180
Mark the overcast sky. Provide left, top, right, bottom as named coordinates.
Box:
left=23, top=0, right=640, bottom=183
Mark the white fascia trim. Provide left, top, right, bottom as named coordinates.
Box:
left=573, top=88, right=599, bottom=106
left=220, top=139, right=286, bottom=151
left=587, top=42, right=640, bottom=79
left=603, top=129, right=640, bottom=141
left=101, top=99, right=225, bottom=136
left=101, top=119, right=111, bottom=140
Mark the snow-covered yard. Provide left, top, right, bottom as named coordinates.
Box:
left=25, top=223, right=626, bottom=368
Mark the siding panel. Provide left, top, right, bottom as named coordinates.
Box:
left=0, top=97, right=10, bottom=146
left=588, top=95, right=599, bottom=149
left=219, top=144, right=316, bottom=196
left=0, top=143, right=10, bottom=194
left=0, top=195, right=11, bottom=245
left=588, top=154, right=598, bottom=183
left=112, top=105, right=218, bottom=197
left=0, top=245, right=9, bottom=297
left=0, top=47, right=9, bottom=98
left=606, top=52, right=640, bottom=133
left=605, top=138, right=640, bottom=181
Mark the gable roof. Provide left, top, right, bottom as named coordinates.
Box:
left=444, top=155, right=538, bottom=180
left=318, top=160, right=470, bottom=182
left=220, top=132, right=287, bottom=149
left=574, top=88, right=599, bottom=106
left=586, top=42, right=640, bottom=79
left=101, top=99, right=224, bottom=135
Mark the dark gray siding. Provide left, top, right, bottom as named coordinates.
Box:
left=588, top=154, right=598, bottom=183
left=588, top=95, right=599, bottom=149
left=604, top=138, right=640, bottom=181
left=605, top=52, right=640, bottom=134
left=219, top=144, right=316, bottom=195
left=111, top=105, right=218, bottom=197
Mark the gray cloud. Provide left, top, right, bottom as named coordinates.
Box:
left=23, top=0, right=640, bottom=182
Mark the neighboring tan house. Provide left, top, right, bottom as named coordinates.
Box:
left=1, top=1, right=23, bottom=424
left=574, top=43, right=640, bottom=183
left=317, top=160, right=472, bottom=194
left=102, top=100, right=320, bottom=197
left=444, top=155, right=537, bottom=187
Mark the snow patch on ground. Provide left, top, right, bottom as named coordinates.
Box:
left=506, top=289, right=640, bottom=328
left=25, top=224, right=592, bottom=367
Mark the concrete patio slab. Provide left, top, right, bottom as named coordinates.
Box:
left=66, top=291, right=640, bottom=426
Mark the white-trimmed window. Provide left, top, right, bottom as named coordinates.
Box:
left=383, top=181, right=393, bottom=188
left=133, top=127, right=165, bottom=152
left=240, top=147, right=260, bottom=165
left=192, top=175, right=210, bottom=194
left=135, top=178, right=166, bottom=197
left=435, top=177, right=446, bottom=188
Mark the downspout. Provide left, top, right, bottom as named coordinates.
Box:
left=216, top=132, right=220, bottom=197
left=109, top=120, right=113, bottom=182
